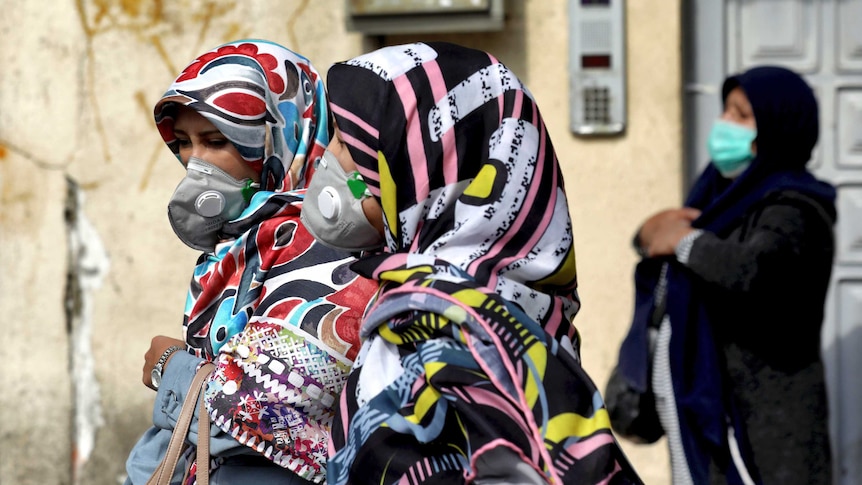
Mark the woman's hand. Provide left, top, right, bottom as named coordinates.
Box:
left=637, top=207, right=702, bottom=257
left=142, top=335, right=186, bottom=390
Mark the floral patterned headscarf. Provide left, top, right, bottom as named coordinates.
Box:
left=151, top=40, right=375, bottom=483
left=154, top=39, right=330, bottom=192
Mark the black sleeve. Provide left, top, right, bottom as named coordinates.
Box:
left=683, top=194, right=833, bottom=294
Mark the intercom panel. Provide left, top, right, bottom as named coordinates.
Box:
left=569, top=0, right=627, bottom=135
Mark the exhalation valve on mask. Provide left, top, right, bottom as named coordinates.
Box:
left=301, top=149, right=384, bottom=253
left=195, top=190, right=228, bottom=217
left=167, top=157, right=259, bottom=253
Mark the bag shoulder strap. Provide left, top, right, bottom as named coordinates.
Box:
left=147, top=362, right=216, bottom=485
left=196, top=371, right=212, bottom=485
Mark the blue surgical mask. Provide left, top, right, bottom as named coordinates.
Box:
left=707, top=119, right=757, bottom=178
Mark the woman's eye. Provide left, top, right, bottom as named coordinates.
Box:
left=176, top=138, right=191, bottom=148
left=207, top=139, right=229, bottom=148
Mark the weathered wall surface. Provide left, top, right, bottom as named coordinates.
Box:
left=0, top=1, right=679, bottom=483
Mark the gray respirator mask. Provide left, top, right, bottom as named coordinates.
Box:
left=301, top=149, right=384, bottom=253
left=167, top=157, right=259, bottom=253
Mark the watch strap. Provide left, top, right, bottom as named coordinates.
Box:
left=154, top=345, right=184, bottom=374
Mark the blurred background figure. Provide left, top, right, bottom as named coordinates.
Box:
left=621, top=66, right=835, bottom=485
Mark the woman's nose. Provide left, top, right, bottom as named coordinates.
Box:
left=189, top=142, right=206, bottom=159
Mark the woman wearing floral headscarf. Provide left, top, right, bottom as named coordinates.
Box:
left=300, top=42, right=642, bottom=484
left=123, top=40, right=377, bottom=484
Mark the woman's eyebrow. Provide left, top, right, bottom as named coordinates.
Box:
left=173, top=128, right=223, bottom=137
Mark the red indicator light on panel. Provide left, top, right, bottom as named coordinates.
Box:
left=581, top=54, right=612, bottom=68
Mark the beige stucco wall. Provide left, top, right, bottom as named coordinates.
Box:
left=0, top=1, right=680, bottom=484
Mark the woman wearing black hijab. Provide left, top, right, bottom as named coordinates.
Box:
left=622, top=66, right=835, bottom=484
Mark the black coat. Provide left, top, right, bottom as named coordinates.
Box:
left=686, top=189, right=834, bottom=485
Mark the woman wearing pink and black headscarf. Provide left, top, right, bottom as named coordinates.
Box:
left=124, top=40, right=377, bottom=484
left=300, top=42, right=643, bottom=484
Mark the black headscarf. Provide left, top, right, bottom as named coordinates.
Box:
left=687, top=66, right=834, bottom=232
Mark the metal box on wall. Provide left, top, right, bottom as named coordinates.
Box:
left=346, top=0, right=505, bottom=35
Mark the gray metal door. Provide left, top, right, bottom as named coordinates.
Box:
left=684, top=1, right=862, bottom=483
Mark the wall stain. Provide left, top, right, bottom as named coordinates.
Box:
left=120, top=0, right=142, bottom=18
left=1, top=1, right=179, bottom=209
left=149, top=35, right=177, bottom=78
left=140, top=143, right=167, bottom=192
left=195, top=2, right=218, bottom=55
left=1, top=140, right=68, bottom=171
left=223, top=22, right=247, bottom=44
left=3, top=1, right=259, bottom=199
left=0, top=141, right=67, bottom=225
left=70, top=0, right=246, bottom=192
left=189, top=2, right=243, bottom=58
left=287, top=0, right=310, bottom=51
left=137, top=87, right=163, bottom=192
left=75, top=0, right=111, bottom=165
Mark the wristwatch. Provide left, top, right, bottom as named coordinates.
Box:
left=151, top=345, right=184, bottom=390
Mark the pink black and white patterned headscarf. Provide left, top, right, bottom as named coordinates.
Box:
left=325, top=42, right=642, bottom=484
left=152, top=40, right=377, bottom=483
left=329, top=41, right=580, bottom=341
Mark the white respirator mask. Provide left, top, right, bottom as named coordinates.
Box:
left=167, top=157, right=259, bottom=252
left=301, top=149, right=384, bottom=253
